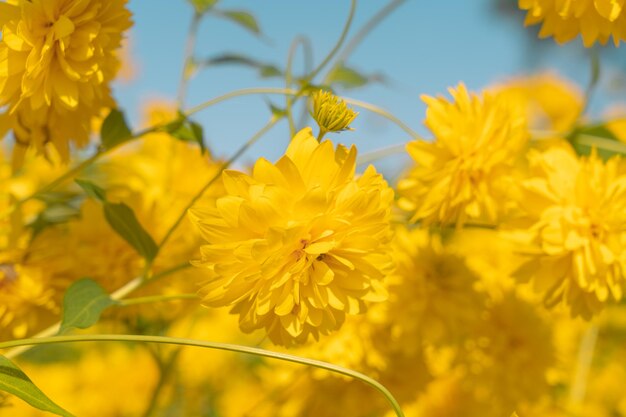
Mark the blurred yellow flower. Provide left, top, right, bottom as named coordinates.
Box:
left=189, top=128, right=394, bottom=345
left=398, top=83, right=528, bottom=226
left=509, top=146, right=626, bottom=318
left=492, top=72, right=584, bottom=134
left=0, top=0, right=132, bottom=160
left=519, top=0, right=626, bottom=46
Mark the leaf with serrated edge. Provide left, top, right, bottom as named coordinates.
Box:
left=0, top=355, right=74, bottom=417
left=59, top=278, right=118, bottom=334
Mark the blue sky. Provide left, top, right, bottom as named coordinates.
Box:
left=114, top=0, right=624, bottom=171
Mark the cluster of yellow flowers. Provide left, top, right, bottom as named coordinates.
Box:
left=2, top=0, right=626, bottom=417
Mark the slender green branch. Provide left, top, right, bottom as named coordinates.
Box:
left=185, top=88, right=420, bottom=140
left=177, top=11, right=203, bottom=107
left=0, top=334, right=404, bottom=417
left=568, top=323, right=599, bottom=411
left=142, top=348, right=181, bottom=417
left=582, top=47, right=600, bottom=116
left=305, top=0, right=357, bottom=84
left=576, top=134, right=626, bottom=154
left=324, top=0, right=406, bottom=83
left=285, top=37, right=310, bottom=137
left=150, top=262, right=193, bottom=283
left=118, top=293, right=198, bottom=307
left=356, top=143, right=407, bottom=166
left=340, top=97, right=422, bottom=140
left=156, top=118, right=279, bottom=251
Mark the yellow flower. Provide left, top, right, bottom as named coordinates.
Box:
left=491, top=72, right=583, bottom=134
left=0, top=0, right=133, bottom=160
left=519, top=0, right=626, bottom=46
left=311, top=90, right=358, bottom=137
left=509, top=145, right=626, bottom=318
left=189, top=128, right=394, bottom=346
left=390, top=226, right=485, bottom=346
left=398, top=83, right=528, bottom=226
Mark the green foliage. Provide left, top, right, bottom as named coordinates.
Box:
left=165, top=113, right=208, bottom=154
left=569, top=123, right=626, bottom=160
left=0, top=355, right=74, bottom=417
left=29, top=192, right=81, bottom=237
left=103, top=202, right=159, bottom=262
left=187, top=0, right=218, bottom=14
left=75, top=180, right=159, bottom=262
left=218, top=10, right=261, bottom=35
left=200, top=53, right=282, bottom=78
left=100, top=109, right=133, bottom=150
left=59, top=279, right=118, bottom=335
left=326, top=64, right=385, bottom=89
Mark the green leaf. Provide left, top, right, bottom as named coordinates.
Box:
left=75, top=179, right=107, bottom=202
left=59, top=278, right=118, bottom=335
left=187, top=0, right=218, bottom=13
left=219, top=10, right=261, bottom=35
left=73, top=180, right=158, bottom=261
left=200, top=53, right=282, bottom=78
left=569, top=123, right=626, bottom=160
left=104, top=202, right=159, bottom=262
left=0, top=355, right=74, bottom=417
left=166, top=113, right=207, bottom=154
left=100, top=109, right=132, bottom=150
left=326, top=64, right=385, bottom=90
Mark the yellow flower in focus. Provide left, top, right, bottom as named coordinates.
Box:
left=311, top=90, right=358, bottom=137
left=492, top=73, right=584, bottom=134
left=189, top=128, right=394, bottom=346
left=398, top=83, right=528, bottom=226
left=0, top=0, right=133, bottom=160
left=509, top=146, right=626, bottom=318
left=519, top=0, right=626, bottom=46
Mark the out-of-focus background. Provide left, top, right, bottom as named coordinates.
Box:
left=116, top=0, right=626, bottom=167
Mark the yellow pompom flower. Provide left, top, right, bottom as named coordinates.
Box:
left=398, top=83, right=528, bottom=226
left=519, top=0, right=626, bottom=46
left=189, top=128, right=394, bottom=346
left=509, top=145, right=626, bottom=318
left=0, top=0, right=132, bottom=160
left=491, top=72, right=584, bottom=134
left=311, top=90, right=358, bottom=138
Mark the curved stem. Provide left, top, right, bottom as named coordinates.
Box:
left=285, top=37, right=311, bottom=137
left=117, top=293, right=198, bottom=307
left=356, top=142, right=407, bottom=166
left=157, top=118, right=279, bottom=251
left=185, top=87, right=420, bottom=140
left=177, top=12, right=202, bottom=107
left=0, top=334, right=404, bottom=417
left=306, top=0, right=357, bottom=83
left=323, top=0, right=406, bottom=84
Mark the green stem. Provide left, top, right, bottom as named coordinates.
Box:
left=117, top=293, right=198, bottom=307
left=323, top=0, right=406, bottom=84
left=142, top=348, right=181, bottom=417
left=2, top=259, right=185, bottom=360
left=305, top=0, right=357, bottom=84
left=150, top=262, right=193, bottom=282
left=576, top=134, right=626, bottom=154
left=355, top=143, right=407, bottom=166
left=317, top=128, right=327, bottom=142
left=177, top=11, right=202, bottom=107
left=568, top=323, right=599, bottom=411
left=185, top=87, right=420, bottom=140
left=285, top=37, right=310, bottom=137
left=156, top=118, right=279, bottom=251
left=0, top=334, right=404, bottom=417
left=582, top=47, right=600, bottom=115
